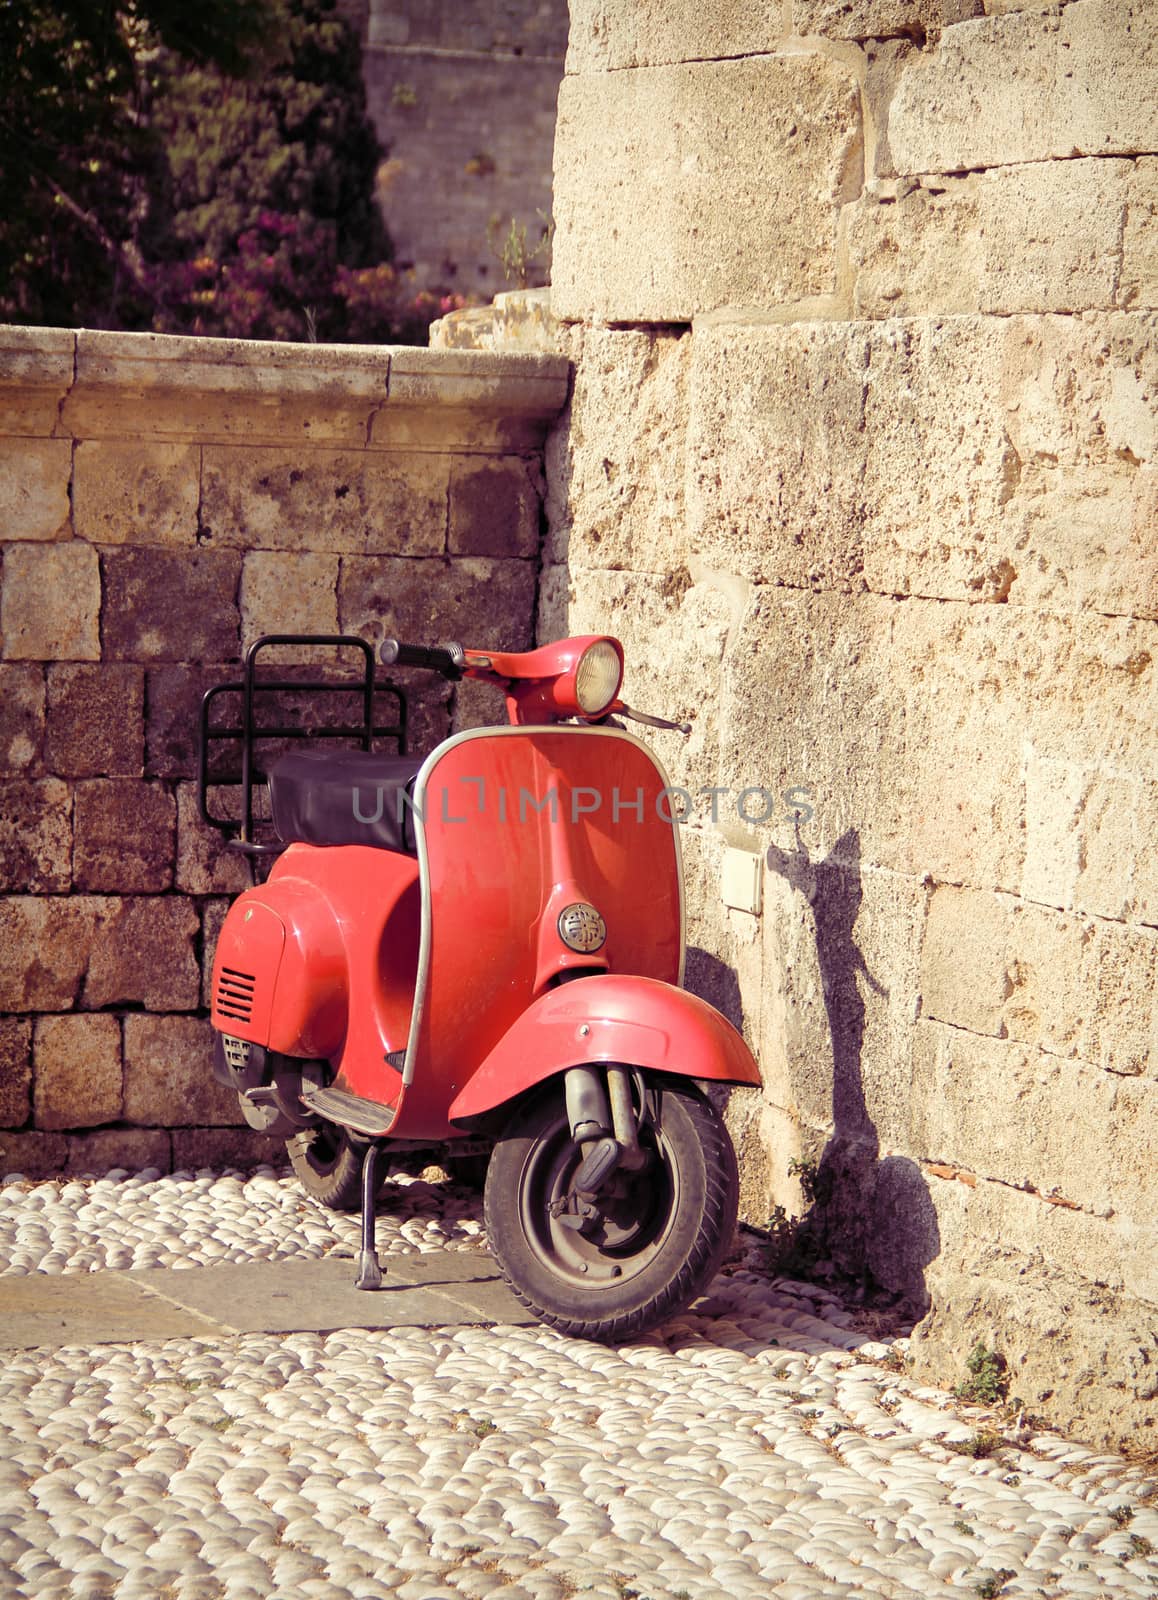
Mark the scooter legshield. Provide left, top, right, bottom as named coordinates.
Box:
left=447, top=973, right=761, bottom=1125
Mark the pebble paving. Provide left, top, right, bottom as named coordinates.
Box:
left=0, top=1163, right=1155, bottom=1600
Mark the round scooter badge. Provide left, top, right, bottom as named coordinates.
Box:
left=558, top=902, right=607, bottom=954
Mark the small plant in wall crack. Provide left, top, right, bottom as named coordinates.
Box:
left=953, top=1341, right=1009, bottom=1406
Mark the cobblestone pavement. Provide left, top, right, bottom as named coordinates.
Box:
left=0, top=1165, right=1155, bottom=1600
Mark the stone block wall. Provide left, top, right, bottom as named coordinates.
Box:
left=436, top=0, right=1157, bottom=1449
left=358, top=0, right=568, bottom=295
left=0, top=326, right=567, bottom=1181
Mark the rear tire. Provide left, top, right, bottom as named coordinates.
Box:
left=287, top=1123, right=370, bottom=1211
left=484, top=1076, right=738, bottom=1342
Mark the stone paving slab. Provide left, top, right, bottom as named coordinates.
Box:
left=0, top=1252, right=534, bottom=1349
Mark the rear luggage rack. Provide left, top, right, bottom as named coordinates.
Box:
left=197, top=633, right=408, bottom=859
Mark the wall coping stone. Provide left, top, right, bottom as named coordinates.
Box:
left=0, top=326, right=571, bottom=449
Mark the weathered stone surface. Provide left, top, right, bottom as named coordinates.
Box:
left=552, top=54, right=862, bottom=322
left=171, top=1126, right=284, bottom=1171
left=545, top=326, right=691, bottom=573
left=66, top=1127, right=171, bottom=1176
left=0, top=778, right=72, bottom=892
left=200, top=447, right=448, bottom=555
left=199, top=898, right=230, bottom=1007
left=565, top=0, right=790, bottom=71
left=1, top=542, right=101, bottom=661
left=123, top=1014, right=242, bottom=1126
left=0, top=1017, right=32, bottom=1127
left=45, top=664, right=144, bottom=778
left=448, top=458, right=541, bottom=558
left=0, top=439, right=71, bottom=541
left=795, top=0, right=982, bottom=39
left=913, top=1020, right=1156, bottom=1217
left=849, top=161, right=1133, bottom=317
left=32, top=1013, right=122, bottom=1131
left=145, top=665, right=236, bottom=781
left=83, top=898, right=201, bottom=1011
left=239, top=551, right=340, bottom=655
left=0, top=665, right=44, bottom=775
left=1122, top=157, right=1158, bottom=310
left=430, top=290, right=563, bottom=356
left=921, top=886, right=1157, bottom=1075
left=176, top=787, right=251, bottom=896
left=909, top=1176, right=1158, bottom=1453
left=686, top=313, right=1158, bottom=616
left=0, top=898, right=97, bottom=1011
left=0, top=326, right=74, bottom=437
left=889, top=0, right=1158, bottom=174
left=340, top=555, right=537, bottom=653
left=101, top=547, right=241, bottom=663
left=72, top=779, right=176, bottom=893
left=0, top=1130, right=68, bottom=1178
left=72, top=440, right=200, bottom=546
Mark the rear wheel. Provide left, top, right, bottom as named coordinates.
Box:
left=484, top=1076, right=738, bottom=1342
left=287, top=1123, right=371, bottom=1211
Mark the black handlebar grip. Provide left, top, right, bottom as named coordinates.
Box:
left=379, top=638, right=465, bottom=678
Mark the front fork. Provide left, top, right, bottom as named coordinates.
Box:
left=563, top=1064, right=650, bottom=1199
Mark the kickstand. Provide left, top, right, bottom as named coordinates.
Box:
left=354, top=1142, right=383, bottom=1290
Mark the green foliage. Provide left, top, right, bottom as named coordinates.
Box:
left=944, top=1427, right=1005, bottom=1459
left=953, top=1342, right=1009, bottom=1407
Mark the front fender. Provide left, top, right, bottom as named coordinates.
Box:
left=449, top=974, right=760, bottom=1124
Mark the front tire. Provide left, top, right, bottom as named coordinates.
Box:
left=484, top=1077, right=738, bottom=1342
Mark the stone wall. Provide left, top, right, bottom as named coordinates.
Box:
left=0, top=326, right=567, bottom=1181
left=437, top=0, right=1157, bottom=1449
left=357, top=0, right=568, bottom=295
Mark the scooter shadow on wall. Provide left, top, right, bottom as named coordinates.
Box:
left=765, top=827, right=941, bottom=1320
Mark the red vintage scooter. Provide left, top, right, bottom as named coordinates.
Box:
left=200, top=631, right=761, bottom=1340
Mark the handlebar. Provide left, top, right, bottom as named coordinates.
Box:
left=379, top=638, right=465, bottom=679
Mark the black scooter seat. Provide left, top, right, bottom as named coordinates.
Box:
left=268, top=748, right=422, bottom=853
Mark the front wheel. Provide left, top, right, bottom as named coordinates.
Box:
left=484, top=1077, right=738, bottom=1342
left=287, top=1123, right=372, bottom=1211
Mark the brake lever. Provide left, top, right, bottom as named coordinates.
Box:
left=615, top=703, right=692, bottom=737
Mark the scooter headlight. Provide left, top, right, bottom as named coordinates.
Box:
left=574, top=640, right=622, bottom=716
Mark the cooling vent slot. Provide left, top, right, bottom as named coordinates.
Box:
left=216, top=966, right=257, bottom=1023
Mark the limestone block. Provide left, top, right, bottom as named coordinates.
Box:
left=176, top=786, right=251, bottom=897
left=0, top=326, right=75, bottom=436
left=145, top=665, right=237, bottom=781
left=889, top=0, right=1158, bottom=174
left=0, top=664, right=45, bottom=774
left=565, top=0, right=789, bottom=71
left=0, top=439, right=71, bottom=541
left=32, top=1014, right=122, bottom=1131
left=0, top=1131, right=68, bottom=1178
left=101, top=547, right=241, bottom=663
left=83, top=898, right=201, bottom=1011
left=552, top=54, right=862, bottom=322
left=199, top=898, right=230, bottom=1006
left=0, top=778, right=72, bottom=892
left=123, top=1014, right=241, bottom=1126
left=370, top=350, right=569, bottom=454
left=171, top=1126, right=284, bottom=1171
left=66, top=1127, right=171, bottom=1176
left=1, top=542, right=100, bottom=661
left=913, top=1020, right=1155, bottom=1217
left=546, top=327, right=692, bottom=575
left=921, top=885, right=1157, bottom=1074
left=849, top=161, right=1131, bottom=318
left=0, top=897, right=98, bottom=1011
left=240, top=551, right=340, bottom=653
left=448, top=458, right=541, bottom=558
left=0, top=1017, right=31, bottom=1127
left=72, top=441, right=199, bottom=547
left=73, top=779, right=176, bottom=893
left=794, top=0, right=982, bottom=39
left=45, top=664, right=144, bottom=779
left=1074, top=771, right=1158, bottom=928
left=339, top=555, right=538, bottom=653
left=687, top=312, right=1158, bottom=615
left=1122, top=157, right=1158, bottom=310
left=200, top=447, right=448, bottom=555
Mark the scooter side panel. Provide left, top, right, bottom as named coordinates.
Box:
left=447, top=973, right=762, bottom=1124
